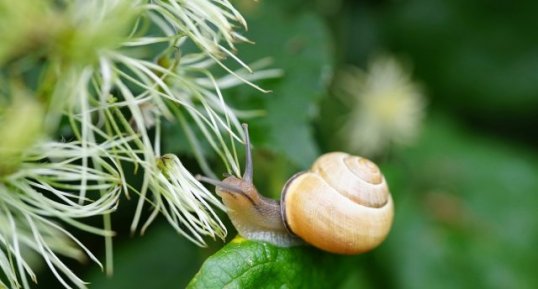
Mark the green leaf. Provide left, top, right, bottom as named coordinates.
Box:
left=187, top=236, right=347, bottom=289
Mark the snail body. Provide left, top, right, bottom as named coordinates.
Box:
left=198, top=125, right=394, bottom=255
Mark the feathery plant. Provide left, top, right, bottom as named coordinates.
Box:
left=0, top=0, right=277, bottom=288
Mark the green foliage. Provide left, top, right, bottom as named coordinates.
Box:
left=85, top=225, right=202, bottom=289
left=379, top=115, right=538, bottom=289
left=355, top=0, right=538, bottom=119
left=228, top=3, right=333, bottom=169
left=187, top=236, right=346, bottom=289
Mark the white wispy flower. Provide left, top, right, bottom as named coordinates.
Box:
left=49, top=0, right=267, bottom=242
left=145, top=0, right=248, bottom=59
left=1, top=0, right=268, bottom=287
left=151, top=154, right=227, bottom=246
left=335, top=56, right=426, bottom=156
left=1, top=140, right=125, bottom=289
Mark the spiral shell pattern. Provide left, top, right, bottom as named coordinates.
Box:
left=282, top=152, right=394, bottom=254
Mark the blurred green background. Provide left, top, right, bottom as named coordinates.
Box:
left=35, top=0, right=538, bottom=288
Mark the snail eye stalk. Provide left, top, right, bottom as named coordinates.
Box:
left=196, top=175, right=244, bottom=194
left=241, top=123, right=253, bottom=184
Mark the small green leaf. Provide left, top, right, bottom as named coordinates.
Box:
left=187, top=236, right=347, bottom=289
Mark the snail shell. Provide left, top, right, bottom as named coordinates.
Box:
left=282, top=152, right=394, bottom=254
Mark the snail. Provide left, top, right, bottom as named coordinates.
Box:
left=197, top=124, right=394, bottom=254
